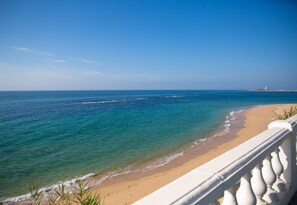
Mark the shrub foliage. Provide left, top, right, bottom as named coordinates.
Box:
left=28, top=181, right=103, bottom=205
left=277, top=106, right=297, bottom=120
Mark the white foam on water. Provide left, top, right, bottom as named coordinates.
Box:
left=90, top=151, right=186, bottom=187
left=79, top=99, right=128, bottom=104
left=75, top=97, right=147, bottom=105
left=89, top=165, right=143, bottom=187
left=211, top=109, right=245, bottom=138
left=165, top=95, right=182, bottom=98
left=1, top=173, right=96, bottom=204
left=143, top=152, right=184, bottom=171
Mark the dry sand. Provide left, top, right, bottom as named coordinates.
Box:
left=90, top=104, right=297, bottom=205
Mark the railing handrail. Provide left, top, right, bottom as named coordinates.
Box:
left=134, top=114, right=297, bottom=205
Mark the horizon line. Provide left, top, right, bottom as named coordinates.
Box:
left=0, top=89, right=251, bottom=92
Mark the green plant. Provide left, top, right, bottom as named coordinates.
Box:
left=80, top=193, right=103, bottom=205
left=54, top=183, right=71, bottom=205
left=74, top=181, right=104, bottom=205
left=27, top=180, right=103, bottom=205
left=277, top=106, right=297, bottom=120
left=27, top=181, right=43, bottom=205
left=47, top=192, right=58, bottom=205
left=74, top=181, right=88, bottom=203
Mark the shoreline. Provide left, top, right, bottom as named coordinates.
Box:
left=89, top=103, right=297, bottom=205
left=3, top=106, right=245, bottom=203
left=3, top=103, right=297, bottom=204
left=91, top=108, right=246, bottom=183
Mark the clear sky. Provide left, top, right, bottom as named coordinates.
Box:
left=0, top=0, right=296, bottom=90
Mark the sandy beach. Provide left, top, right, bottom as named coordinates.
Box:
left=89, top=103, right=297, bottom=205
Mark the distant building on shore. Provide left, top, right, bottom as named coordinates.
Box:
left=256, top=86, right=270, bottom=91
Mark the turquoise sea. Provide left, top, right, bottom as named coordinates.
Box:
left=1, top=90, right=297, bottom=200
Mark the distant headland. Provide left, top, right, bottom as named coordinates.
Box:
left=250, top=86, right=297, bottom=92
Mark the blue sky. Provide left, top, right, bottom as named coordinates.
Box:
left=0, top=0, right=296, bottom=90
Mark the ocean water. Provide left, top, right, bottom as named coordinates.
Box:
left=1, top=90, right=297, bottom=199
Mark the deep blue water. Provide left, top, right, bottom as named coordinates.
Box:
left=0, top=90, right=297, bottom=198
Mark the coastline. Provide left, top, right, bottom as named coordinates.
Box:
left=249, top=90, right=297, bottom=92
left=89, top=103, right=297, bottom=205
left=3, top=103, right=297, bottom=204
left=3, top=105, right=245, bottom=203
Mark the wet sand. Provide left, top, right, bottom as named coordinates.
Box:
left=90, top=103, right=297, bottom=205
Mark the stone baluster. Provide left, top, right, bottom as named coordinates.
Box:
left=251, top=163, right=268, bottom=205
left=279, top=138, right=292, bottom=186
left=262, top=155, right=279, bottom=203
left=268, top=120, right=295, bottom=189
left=222, top=185, right=237, bottom=205
left=271, top=147, right=286, bottom=192
left=236, top=172, right=256, bottom=205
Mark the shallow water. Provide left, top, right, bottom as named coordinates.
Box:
left=0, top=90, right=297, bottom=199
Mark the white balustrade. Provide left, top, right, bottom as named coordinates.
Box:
left=251, top=163, right=267, bottom=205
left=271, top=148, right=286, bottom=193
left=222, top=185, right=237, bottom=205
left=134, top=115, right=297, bottom=205
left=278, top=137, right=292, bottom=185
left=236, top=172, right=256, bottom=205
left=262, top=155, right=279, bottom=203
